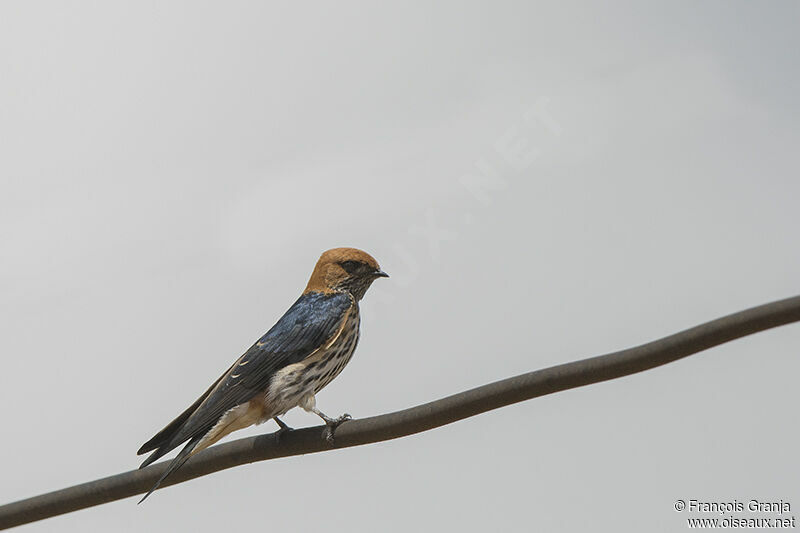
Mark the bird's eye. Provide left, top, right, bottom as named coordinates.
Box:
left=339, top=260, right=360, bottom=273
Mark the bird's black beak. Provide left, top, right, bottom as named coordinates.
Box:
left=374, top=270, right=389, bottom=278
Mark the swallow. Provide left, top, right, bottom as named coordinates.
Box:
left=137, top=247, right=387, bottom=502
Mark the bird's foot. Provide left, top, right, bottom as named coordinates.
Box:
left=273, top=417, right=294, bottom=443
left=274, top=426, right=294, bottom=443
left=321, top=413, right=352, bottom=446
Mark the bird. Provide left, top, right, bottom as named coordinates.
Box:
left=136, top=247, right=388, bottom=502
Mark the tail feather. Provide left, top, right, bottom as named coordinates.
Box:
left=137, top=369, right=230, bottom=456
left=138, top=435, right=203, bottom=504
left=138, top=415, right=192, bottom=457
left=139, top=444, right=174, bottom=470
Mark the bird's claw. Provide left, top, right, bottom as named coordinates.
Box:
left=274, top=426, right=294, bottom=444
left=322, top=413, right=352, bottom=446
left=273, top=417, right=294, bottom=443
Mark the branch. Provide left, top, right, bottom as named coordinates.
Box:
left=2, top=295, right=799, bottom=530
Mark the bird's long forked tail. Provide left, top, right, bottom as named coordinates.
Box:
left=138, top=435, right=203, bottom=504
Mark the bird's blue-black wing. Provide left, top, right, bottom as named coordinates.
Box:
left=138, top=291, right=353, bottom=466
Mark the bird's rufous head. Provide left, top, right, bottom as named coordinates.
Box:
left=304, top=247, right=388, bottom=300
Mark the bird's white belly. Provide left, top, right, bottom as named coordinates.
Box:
left=263, top=311, right=360, bottom=418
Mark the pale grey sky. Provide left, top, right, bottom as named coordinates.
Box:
left=1, top=2, right=798, bottom=531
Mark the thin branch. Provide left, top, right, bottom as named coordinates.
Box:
left=2, top=295, right=799, bottom=530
